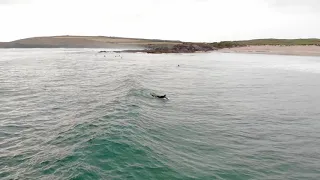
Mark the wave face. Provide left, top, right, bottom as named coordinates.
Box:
left=1, top=49, right=320, bottom=180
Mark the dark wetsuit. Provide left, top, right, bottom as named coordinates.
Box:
left=151, top=94, right=167, bottom=99
left=157, top=95, right=166, bottom=98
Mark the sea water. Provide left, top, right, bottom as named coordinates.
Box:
left=0, top=49, right=320, bottom=180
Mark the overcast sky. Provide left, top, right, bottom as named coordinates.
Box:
left=0, top=0, right=319, bottom=42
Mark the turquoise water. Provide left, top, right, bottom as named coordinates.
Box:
left=0, top=49, right=320, bottom=180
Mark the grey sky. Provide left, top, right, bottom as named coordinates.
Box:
left=268, top=0, right=320, bottom=8
left=0, top=0, right=319, bottom=42
left=0, top=0, right=32, bottom=4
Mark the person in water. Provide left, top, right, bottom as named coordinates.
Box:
left=151, top=94, right=167, bottom=99
left=157, top=94, right=167, bottom=98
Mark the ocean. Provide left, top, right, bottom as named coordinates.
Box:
left=1, top=49, right=320, bottom=180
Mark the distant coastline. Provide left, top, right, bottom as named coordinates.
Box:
left=0, top=36, right=319, bottom=56
left=0, top=36, right=181, bottom=49
left=218, top=45, right=320, bottom=56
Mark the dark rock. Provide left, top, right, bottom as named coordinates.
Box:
left=145, top=43, right=218, bottom=53
left=112, top=43, right=218, bottom=54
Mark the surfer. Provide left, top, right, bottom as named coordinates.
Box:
left=151, top=93, right=168, bottom=99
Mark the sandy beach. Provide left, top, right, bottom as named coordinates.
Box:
left=218, top=45, right=320, bottom=56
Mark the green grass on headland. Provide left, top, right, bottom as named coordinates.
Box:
left=0, top=36, right=319, bottom=49
left=211, top=39, right=320, bottom=49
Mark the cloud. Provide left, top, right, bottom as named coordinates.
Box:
left=266, top=0, right=320, bottom=12
left=0, top=0, right=319, bottom=42
left=0, top=0, right=33, bottom=5
left=267, top=0, right=320, bottom=7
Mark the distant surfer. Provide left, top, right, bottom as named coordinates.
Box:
left=151, top=93, right=168, bottom=99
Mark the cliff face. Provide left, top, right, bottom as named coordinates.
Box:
left=0, top=42, right=7, bottom=48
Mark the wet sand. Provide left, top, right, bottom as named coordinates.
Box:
left=219, top=45, right=320, bottom=56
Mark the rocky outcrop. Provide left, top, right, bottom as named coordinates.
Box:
left=116, top=43, right=217, bottom=54
left=146, top=43, right=218, bottom=53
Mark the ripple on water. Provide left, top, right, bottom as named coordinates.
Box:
left=0, top=49, right=320, bottom=180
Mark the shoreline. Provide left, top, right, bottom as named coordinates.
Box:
left=218, top=45, right=320, bottom=56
